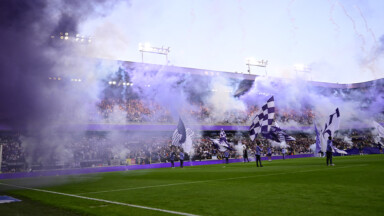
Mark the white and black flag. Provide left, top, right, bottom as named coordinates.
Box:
left=249, top=96, right=275, bottom=141
left=321, top=108, right=341, bottom=152
left=172, top=118, right=187, bottom=146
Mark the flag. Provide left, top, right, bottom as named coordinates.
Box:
left=186, top=128, right=194, bottom=139
left=261, top=126, right=280, bottom=142
left=321, top=108, right=341, bottom=152
left=283, top=132, right=296, bottom=141
left=275, top=122, right=295, bottom=142
left=249, top=96, right=275, bottom=141
left=211, top=138, right=233, bottom=152
left=322, top=108, right=340, bottom=138
left=262, top=122, right=295, bottom=142
left=181, top=127, right=195, bottom=153
left=314, top=123, right=321, bottom=153
left=172, top=118, right=187, bottom=146
left=263, top=125, right=295, bottom=142
left=211, top=129, right=233, bottom=152
left=332, top=146, right=348, bottom=154
left=373, top=121, right=384, bottom=138
left=249, top=112, right=264, bottom=141
left=220, top=128, right=227, bottom=143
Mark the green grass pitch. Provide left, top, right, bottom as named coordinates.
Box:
left=1, top=154, right=383, bottom=216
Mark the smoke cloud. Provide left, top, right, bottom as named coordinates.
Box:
left=0, top=0, right=125, bottom=165
left=0, top=0, right=383, bottom=167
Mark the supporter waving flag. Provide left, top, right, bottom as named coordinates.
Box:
left=211, top=129, right=233, bottom=152
left=249, top=96, right=275, bottom=141
left=219, top=128, right=228, bottom=143
left=321, top=108, right=341, bottom=152
left=211, top=138, right=233, bottom=152
left=322, top=108, right=340, bottom=138
left=172, top=118, right=186, bottom=146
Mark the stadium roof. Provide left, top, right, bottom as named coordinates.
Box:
left=120, top=60, right=384, bottom=90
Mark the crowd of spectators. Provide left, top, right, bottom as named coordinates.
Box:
left=0, top=135, right=23, bottom=162
left=92, top=98, right=316, bottom=125
left=1, top=129, right=382, bottom=173
left=96, top=99, right=173, bottom=123
left=0, top=135, right=25, bottom=172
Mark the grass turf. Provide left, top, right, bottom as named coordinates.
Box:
left=0, top=154, right=383, bottom=216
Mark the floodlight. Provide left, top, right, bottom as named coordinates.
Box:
left=245, top=57, right=268, bottom=75
left=138, top=42, right=170, bottom=64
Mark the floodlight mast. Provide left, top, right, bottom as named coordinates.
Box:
left=138, top=43, right=170, bottom=65
left=246, top=59, right=268, bottom=76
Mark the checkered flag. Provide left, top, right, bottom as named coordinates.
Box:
left=172, top=118, right=187, bottom=146
left=249, top=96, right=275, bottom=141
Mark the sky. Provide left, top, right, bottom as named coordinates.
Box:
left=78, top=0, right=384, bottom=84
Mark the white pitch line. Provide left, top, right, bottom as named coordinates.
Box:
left=78, top=164, right=367, bottom=195
left=77, top=180, right=210, bottom=195
left=0, top=182, right=199, bottom=216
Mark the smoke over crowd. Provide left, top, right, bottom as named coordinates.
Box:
left=0, top=0, right=383, bottom=167
left=0, top=0, right=126, bottom=165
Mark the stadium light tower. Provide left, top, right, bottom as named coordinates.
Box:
left=294, top=64, right=312, bottom=80
left=246, top=58, right=268, bottom=76
left=138, top=42, right=170, bottom=65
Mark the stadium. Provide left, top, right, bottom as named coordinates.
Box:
left=1, top=1, right=384, bottom=216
